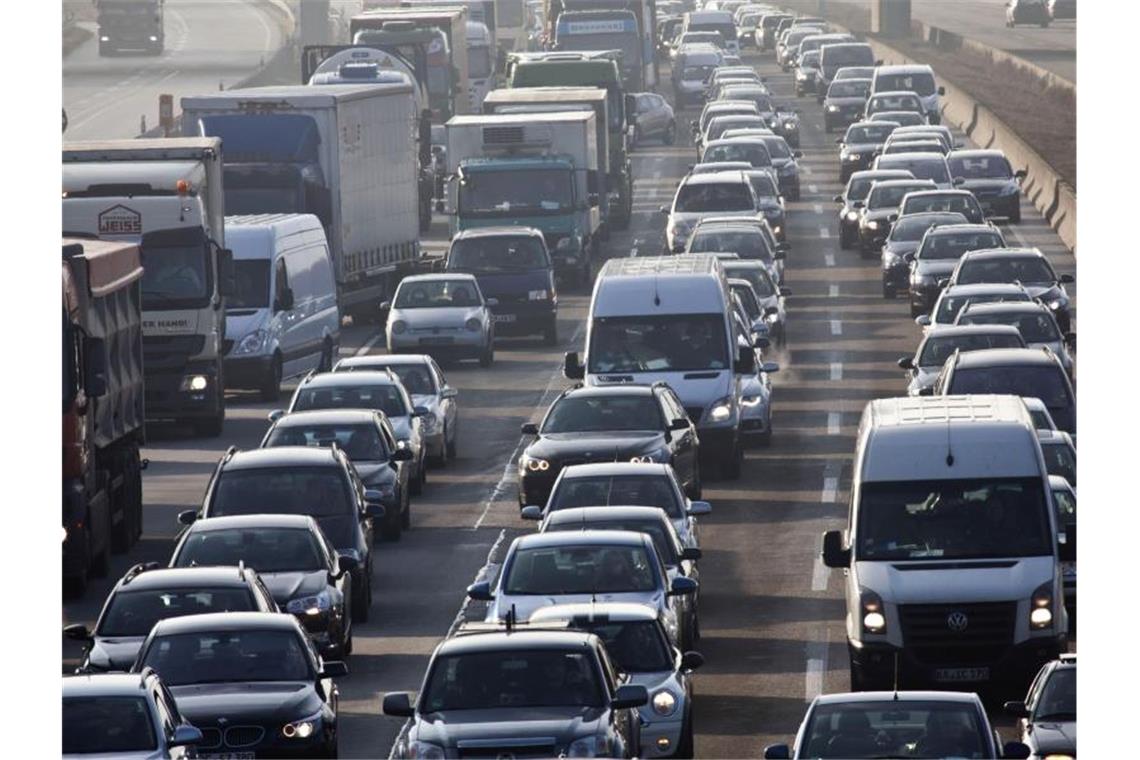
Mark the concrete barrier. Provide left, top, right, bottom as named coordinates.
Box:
left=915, top=20, right=1075, bottom=93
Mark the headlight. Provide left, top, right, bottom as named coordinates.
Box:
left=421, top=412, right=440, bottom=433
left=845, top=152, right=862, bottom=161
left=845, top=210, right=859, bottom=221
left=630, top=454, right=655, bottom=463
left=741, top=394, right=763, bottom=407
left=783, top=120, right=797, bottom=130
left=281, top=713, right=321, bottom=739
left=1030, top=582, right=1053, bottom=630
left=827, top=105, right=839, bottom=112
left=528, top=289, right=549, bottom=301
left=233, top=329, right=267, bottom=355
left=179, top=374, right=209, bottom=392
left=865, top=220, right=879, bottom=230
left=772, top=224, right=782, bottom=236
left=861, top=589, right=886, bottom=634
left=652, top=690, right=678, bottom=716
left=408, top=741, right=446, bottom=760
left=521, top=455, right=550, bottom=472
left=286, top=589, right=332, bottom=616
left=391, top=320, right=407, bottom=335
left=567, top=736, right=603, bottom=758
left=708, top=396, right=733, bottom=422
left=465, top=317, right=482, bottom=332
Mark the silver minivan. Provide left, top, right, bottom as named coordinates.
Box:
left=223, top=214, right=340, bottom=400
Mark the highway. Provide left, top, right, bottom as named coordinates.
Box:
left=63, top=0, right=288, bottom=140
left=60, top=46, right=1076, bottom=758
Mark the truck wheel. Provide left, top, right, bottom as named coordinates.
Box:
left=260, top=356, right=282, bottom=402
left=419, top=198, right=432, bottom=233
left=194, top=408, right=225, bottom=438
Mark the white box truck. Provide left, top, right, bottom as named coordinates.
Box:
left=181, top=83, right=422, bottom=323
left=62, top=137, right=234, bottom=437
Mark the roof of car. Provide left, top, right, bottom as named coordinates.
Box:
left=1037, top=428, right=1074, bottom=446
left=559, top=384, right=657, bottom=398
left=924, top=324, right=1023, bottom=339
left=148, top=611, right=299, bottom=637
left=896, top=211, right=968, bottom=223
left=559, top=462, right=672, bottom=478
left=679, top=170, right=749, bottom=186
left=223, top=445, right=341, bottom=470
left=877, top=151, right=947, bottom=162
left=870, top=178, right=937, bottom=189
left=513, top=529, right=653, bottom=549
left=187, top=514, right=319, bottom=532
left=336, top=354, right=430, bottom=368
left=850, top=169, right=914, bottom=181
left=848, top=120, right=898, bottom=130
left=875, top=63, right=935, bottom=74
left=63, top=672, right=158, bottom=698
left=813, top=690, right=980, bottom=706
left=950, top=347, right=1062, bottom=369
left=942, top=282, right=1029, bottom=296
left=529, top=602, right=660, bottom=624
left=948, top=148, right=1006, bottom=160
left=270, top=409, right=382, bottom=427
left=436, top=629, right=599, bottom=655
left=544, top=506, right=670, bottom=526
left=959, top=300, right=1052, bottom=316
left=1047, top=474, right=1072, bottom=490
left=299, top=370, right=399, bottom=388
left=397, top=273, right=479, bottom=284
left=113, top=565, right=261, bottom=591
left=452, top=226, right=544, bottom=240
left=905, top=189, right=975, bottom=199
left=959, top=247, right=1045, bottom=261
left=923, top=223, right=999, bottom=235
left=870, top=90, right=923, bottom=99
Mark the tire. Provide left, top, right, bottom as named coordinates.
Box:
left=446, top=428, right=457, bottom=458
left=883, top=282, right=896, bottom=299
left=1009, top=204, right=1022, bottom=224
left=318, top=339, right=336, bottom=372
left=674, top=708, right=695, bottom=759
left=664, top=121, right=677, bottom=145
left=478, top=341, right=494, bottom=367
left=542, top=319, right=558, bottom=346
left=632, top=126, right=641, bottom=148
left=850, top=661, right=865, bottom=691
left=381, top=506, right=403, bottom=541
left=259, top=355, right=282, bottom=402
left=757, top=424, right=773, bottom=448
left=343, top=621, right=353, bottom=656
left=788, top=187, right=801, bottom=202
left=410, top=457, right=425, bottom=496
left=110, top=446, right=141, bottom=553
left=193, top=407, right=225, bottom=438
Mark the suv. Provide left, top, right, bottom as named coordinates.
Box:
left=180, top=446, right=382, bottom=621
left=64, top=564, right=278, bottom=673
left=955, top=301, right=1075, bottom=376
left=63, top=671, right=203, bottom=758
left=661, top=171, right=762, bottom=253
left=871, top=64, right=945, bottom=124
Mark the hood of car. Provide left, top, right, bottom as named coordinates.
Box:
left=259, top=569, right=332, bottom=604
left=355, top=461, right=398, bottom=487
left=912, top=259, right=959, bottom=278
left=526, top=431, right=665, bottom=462
left=412, top=706, right=607, bottom=749
left=958, top=177, right=1017, bottom=193
left=170, top=681, right=322, bottom=725
left=461, top=270, right=552, bottom=300
left=392, top=307, right=484, bottom=330
left=1028, top=719, right=1077, bottom=754
left=87, top=636, right=146, bottom=672
left=826, top=96, right=867, bottom=107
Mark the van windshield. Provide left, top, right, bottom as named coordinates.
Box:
left=856, top=478, right=1052, bottom=560
left=448, top=236, right=550, bottom=272
left=589, top=313, right=729, bottom=373
left=229, top=259, right=270, bottom=309
left=876, top=71, right=937, bottom=96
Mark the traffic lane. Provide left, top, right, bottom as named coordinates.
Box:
left=63, top=0, right=285, bottom=140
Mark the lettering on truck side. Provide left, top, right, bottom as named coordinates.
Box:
left=97, top=205, right=142, bottom=236
left=564, top=20, right=630, bottom=34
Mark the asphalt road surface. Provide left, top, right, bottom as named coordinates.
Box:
left=63, top=0, right=287, bottom=140
left=61, top=47, right=1077, bottom=757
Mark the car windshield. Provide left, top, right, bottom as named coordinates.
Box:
left=422, top=650, right=604, bottom=711
left=870, top=93, right=921, bottom=112
left=801, top=700, right=987, bottom=758
left=549, top=475, right=683, bottom=518
left=63, top=697, right=157, bottom=754
left=747, top=173, right=780, bottom=200
left=877, top=71, right=937, bottom=96
left=881, top=158, right=950, bottom=184
left=935, top=292, right=1029, bottom=322
left=801, top=51, right=820, bottom=67
left=228, top=259, right=270, bottom=310
left=704, top=142, right=772, bottom=167
left=957, top=311, right=1061, bottom=342
left=947, top=365, right=1071, bottom=406
left=874, top=111, right=925, bottom=126
left=345, top=362, right=435, bottom=395
left=394, top=279, right=481, bottom=308
left=949, top=154, right=1013, bottom=179
left=99, top=587, right=257, bottom=637
left=674, top=182, right=754, bottom=212
left=588, top=313, right=729, bottom=373
left=504, top=544, right=657, bottom=594
left=542, top=395, right=662, bottom=433
left=1042, top=441, right=1077, bottom=487
left=1035, top=667, right=1076, bottom=721
left=867, top=184, right=929, bottom=209
left=265, top=423, right=388, bottom=462
left=724, top=265, right=777, bottom=297
left=823, top=47, right=873, bottom=68
left=549, top=519, right=678, bottom=565
left=139, top=629, right=312, bottom=686
left=210, top=467, right=352, bottom=519
left=293, top=383, right=409, bottom=417
left=689, top=229, right=773, bottom=262
left=448, top=236, right=550, bottom=272
left=710, top=118, right=767, bottom=140
left=174, top=527, right=326, bottom=573
left=889, top=216, right=959, bottom=242
left=919, top=232, right=1004, bottom=260
left=905, top=194, right=979, bottom=217
left=917, top=332, right=1025, bottom=367
left=760, top=138, right=792, bottom=159
left=682, top=63, right=717, bottom=81
left=856, top=478, right=1052, bottom=560
left=725, top=92, right=773, bottom=111
left=573, top=620, right=674, bottom=673
left=459, top=168, right=574, bottom=215
left=847, top=173, right=896, bottom=200
left=829, top=80, right=870, bottom=98
left=956, top=257, right=1056, bottom=285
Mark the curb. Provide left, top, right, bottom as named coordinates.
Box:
left=914, top=20, right=1075, bottom=93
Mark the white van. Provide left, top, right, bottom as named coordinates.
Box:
left=223, top=214, right=340, bottom=400
left=564, top=254, right=758, bottom=479
left=822, top=395, right=1072, bottom=695
left=684, top=10, right=740, bottom=57
left=871, top=64, right=946, bottom=125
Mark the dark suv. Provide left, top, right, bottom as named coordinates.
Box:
left=179, top=445, right=383, bottom=622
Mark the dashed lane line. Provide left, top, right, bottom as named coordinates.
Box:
left=830, top=363, right=843, bottom=381
left=827, top=412, right=840, bottom=435
left=824, top=253, right=835, bottom=267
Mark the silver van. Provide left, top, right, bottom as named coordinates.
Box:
left=224, top=214, right=340, bottom=400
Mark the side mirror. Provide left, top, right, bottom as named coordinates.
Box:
left=669, top=418, right=689, bottom=431
left=267, top=409, right=285, bottom=423
left=611, top=683, right=649, bottom=709
left=917, top=386, right=935, bottom=396
left=681, top=650, right=705, bottom=672
left=915, top=314, right=931, bottom=327
left=82, top=336, right=108, bottom=398
left=63, top=624, right=91, bottom=641
left=887, top=213, right=898, bottom=223
left=217, top=248, right=236, bottom=297
left=736, top=345, right=756, bottom=375
left=833, top=193, right=844, bottom=202
left=1002, top=742, right=1032, bottom=760
left=681, top=547, right=703, bottom=561
left=177, top=510, right=198, bottom=526
left=669, top=576, right=698, bottom=596
left=364, top=502, right=386, bottom=520
left=413, top=405, right=430, bottom=417
left=762, top=361, right=780, bottom=374
left=169, top=725, right=204, bottom=748
left=320, top=660, right=349, bottom=678
left=1059, top=522, right=1076, bottom=562
left=763, top=745, right=792, bottom=760
left=520, top=505, right=543, bottom=521
left=1059, top=273, right=1074, bottom=283
left=391, top=447, right=414, bottom=462
left=466, top=579, right=494, bottom=601
left=275, top=286, right=295, bottom=312
left=898, top=356, right=915, bottom=370
left=336, top=553, right=359, bottom=574
left=1065, top=332, right=1076, bottom=349
left=381, top=691, right=416, bottom=717
left=903, top=252, right=917, bottom=263
left=379, top=301, right=391, bottom=314
left=1003, top=701, right=1030, bottom=719
left=937, top=85, right=946, bottom=95
left=875, top=59, right=884, bottom=66
left=793, top=150, right=803, bottom=158
left=441, top=386, right=459, bottom=399
left=1014, top=168, right=1028, bottom=181
left=687, top=500, right=712, bottom=516
left=563, top=351, right=584, bottom=380
left=763, top=306, right=779, bottom=318
left=821, top=529, right=851, bottom=568
left=852, top=200, right=864, bottom=209
left=520, top=422, right=539, bottom=435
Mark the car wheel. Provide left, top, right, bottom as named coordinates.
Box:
left=839, top=228, right=851, bottom=250
left=343, top=621, right=353, bottom=656
left=318, top=339, right=336, bottom=372
left=381, top=500, right=403, bottom=540
left=401, top=490, right=411, bottom=529
left=259, top=355, right=282, bottom=402
left=788, top=186, right=800, bottom=202
left=883, top=282, right=896, bottom=299
left=479, top=340, right=494, bottom=367
left=664, top=121, right=677, bottom=145
left=674, top=706, right=695, bottom=759
left=757, top=423, right=773, bottom=447
left=193, top=406, right=225, bottom=438
left=850, top=661, right=866, bottom=691
left=90, top=516, right=111, bottom=579
left=1009, top=204, right=1022, bottom=224
left=446, top=427, right=458, bottom=458
left=410, top=461, right=423, bottom=496
left=632, top=125, right=641, bottom=148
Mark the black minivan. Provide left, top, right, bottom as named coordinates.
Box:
left=445, top=226, right=559, bottom=345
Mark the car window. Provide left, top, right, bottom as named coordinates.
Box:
left=957, top=312, right=1060, bottom=342
left=948, top=365, right=1071, bottom=407
left=504, top=544, right=658, bottom=594
left=1034, top=668, right=1076, bottom=722
left=689, top=229, right=772, bottom=261
left=211, top=467, right=353, bottom=519
left=919, top=232, right=1005, bottom=260
left=1052, top=488, right=1076, bottom=524
left=917, top=332, right=1025, bottom=367
left=674, top=182, right=755, bottom=213
left=63, top=697, right=158, bottom=754
left=549, top=475, right=683, bottom=518
left=395, top=279, right=482, bottom=308
left=99, top=587, right=260, bottom=637
left=541, top=395, right=663, bottom=433
left=956, top=257, right=1055, bottom=285
left=1042, top=442, right=1076, bottom=486
left=151, top=687, right=176, bottom=740
left=802, top=701, right=987, bottom=758
left=293, top=383, right=409, bottom=417
left=937, top=292, right=1030, bottom=323
left=264, top=423, right=389, bottom=462
left=548, top=518, right=679, bottom=566
left=422, top=650, right=605, bottom=711
left=139, top=629, right=314, bottom=686
left=174, top=527, right=327, bottom=574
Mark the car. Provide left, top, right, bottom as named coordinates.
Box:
left=716, top=83, right=775, bottom=115
left=526, top=462, right=712, bottom=552
left=675, top=30, right=726, bottom=53
left=777, top=26, right=823, bottom=68
left=856, top=178, right=939, bottom=256
left=1007, top=0, right=1051, bottom=27
left=1023, top=396, right=1059, bottom=432
left=685, top=217, right=786, bottom=282
left=531, top=603, right=704, bottom=760
left=917, top=282, right=1033, bottom=333
left=947, top=149, right=1027, bottom=222
left=880, top=211, right=968, bottom=297
left=1005, top=654, right=1077, bottom=758
left=864, top=90, right=925, bottom=122
left=260, top=409, right=414, bottom=540
left=871, top=64, right=946, bottom=124
left=517, top=383, right=701, bottom=507
left=891, top=124, right=958, bottom=149
left=699, top=102, right=757, bottom=142
left=932, top=347, right=1076, bottom=434
left=723, top=258, right=789, bottom=346
left=383, top=273, right=496, bottom=366
left=132, top=612, right=346, bottom=758
left=1047, top=475, right=1077, bottom=612
left=277, top=369, right=428, bottom=494
left=867, top=109, right=927, bottom=127
left=1048, top=0, right=1076, bottom=20
left=537, top=507, right=702, bottom=650
left=954, top=300, right=1075, bottom=376
left=897, top=324, right=1026, bottom=395
left=65, top=564, right=279, bottom=674
left=661, top=171, right=764, bottom=253
left=763, top=690, right=1031, bottom=759
left=834, top=168, right=914, bottom=246
left=793, top=49, right=821, bottom=95
left=709, top=66, right=765, bottom=88
left=758, top=13, right=793, bottom=49
left=672, top=44, right=725, bottom=106
left=822, top=78, right=871, bottom=132
left=948, top=247, right=1075, bottom=333
left=1038, top=428, right=1077, bottom=486
left=382, top=627, right=648, bottom=759
left=334, top=353, right=459, bottom=461
left=179, top=446, right=381, bottom=623
left=873, top=151, right=954, bottom=189
left=700, top=115, right=771, bottom=149
left=169, top=514, right=357, bottom=658
left=908, top=223, right=1007, bottom=315
left=834, top=65, right=876, bottom=82
left=747, top=133, right=801, bottom=201
left=700, top=137, right=776, bottom=177
left=724, top=169, right=787, bottom=239
left=63, top=671, right=204, bottom=758
left=443, top=226, right=558, bottom=344
left=898, top=189, right=985, bottom=224
left=632, top=91, right=677, bottom=145
left=795, top=33, right=855, bottom=78
left=818, top=42, right=876, bottom=93
left=469, top=530, right=698, bottom=632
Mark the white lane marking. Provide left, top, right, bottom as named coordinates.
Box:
left=824, top=253, right=835, bottom=267
left=811, top=556, right=830, bottom=591
left=830, top=362, right=843, bottom=381
left=354, top=329, right=387, bottom=356
left=812, top=203, right=823, bottom=214
left=69, top=70, right=180, bottom=133
left=818, top=226, right=830, bottom=239
left=821, top=476, right=839, bottom=503
left=827, top=412, right=840, bottom=435
left=1007, top=219, right=1030, bottom=247
left=830, top=320, right=842, bottom=336
left=805, top=635, right=830, bottom=702
left=802, top=165, right=812, bottom=175
left=808, top=184, right=819, bottom=194
left=829, top=284, right=839, bottom=297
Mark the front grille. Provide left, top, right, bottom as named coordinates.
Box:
left=198, top=727, right=223, bottom=750
left=143, top=334, right=206, bottom=371
left=685, top=405, right=705, bottom=423
left=459, top=744, right=556, bottom=759
left=898, top=602, right=1016, bottom=665
left=483, top=125, right=525, bottom=144
left=223, top=725, right=266, bottom=748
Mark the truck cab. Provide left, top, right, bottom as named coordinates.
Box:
left=94, top=0, right=164, bottom=56
left=554, top=9, right=644, bottom=91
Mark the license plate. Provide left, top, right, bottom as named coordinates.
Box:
left=203, top=754, right=254, bottom=760
left=420, top=337, right=454, bottom=345
left=933, top=667, right=990, bottom=683
left=492, top=313, right=517, bottom=323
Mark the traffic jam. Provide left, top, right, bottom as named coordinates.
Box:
left=61, top=1, right=1078, bottom=758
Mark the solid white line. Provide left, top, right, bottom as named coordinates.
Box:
left=824, top=253, right=836, bottom=267
left=830, top=320, right=842, bottom=336
left=818, top=226, right=830, bottom=239
left=812, top=203, right=823, bottom=214
left=805, top=637, right=830, bottom=702
left=354, top=330, right=386, bottom=356
left=811, top=556, right=830, bottom=591
left=808, top=184, right=819, bottom=194
left=829, top=284, right=839, bottom=297
left=1007, top=218, right=1030, bottom=247
left=821, top=476, right=839, bottom=503
left=830, top=362, right=843, bottom=381
left=827, top=412, right=840, bottom=435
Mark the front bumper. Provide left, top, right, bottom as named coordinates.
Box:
left=194, top=723, right=334, bottom=759
left=489, top=301, right=557, bottom=336
left=224, top=354, right=273, bottom=390
left=390, top=331, right=485, bottom=358
left=696, top=423, right=737, bottom=460
left=882, top=262, right=909, bottom=291
left=518, top=469, right=559, bottom=508
left=639, top=715, right=686, bottom=758
left=144, top=360, right=222, bottom=422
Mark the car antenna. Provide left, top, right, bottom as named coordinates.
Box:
left=892, top=651, right=900, bottom=700
left=506, top=603, right=517, bottom=632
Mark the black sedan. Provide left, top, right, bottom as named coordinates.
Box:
left=898, top=188, right=986, bottom=225
left=518, top=384, right=701, bottom=508
left=822, top=78, right=871, bottom=132
left=948, top=149, right=1027, bottom=222
left=880, top=211, right=967, bottom=298
left=132, top=612, right=346, bottom=758
left=834, top=169, right=915, bottom=249
left=1006, top=654, right=1076, bottom=759
left=836, top=120, right=899, bottom=182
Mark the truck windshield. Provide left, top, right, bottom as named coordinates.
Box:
left=448, top=236, right=550, bottom=272
left=459, top=169, right=574, bottom=216
left=229, top=260, right=270, bottom=309
left=557, top=33, right=641, bottom=70
left=588, top=313, right=729, bottom=373
left=141, top=241, right=211, bottom=309
left=856, top=477, right=1052, bottom=560
left=422, top=650, right=604, bottom=711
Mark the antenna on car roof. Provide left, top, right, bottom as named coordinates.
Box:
left=506, top=603, right=517, bottom=632
left=892, top=652, right=900, bottom=700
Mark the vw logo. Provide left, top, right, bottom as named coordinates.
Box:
left=946, top=611, right=969, bottom=632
